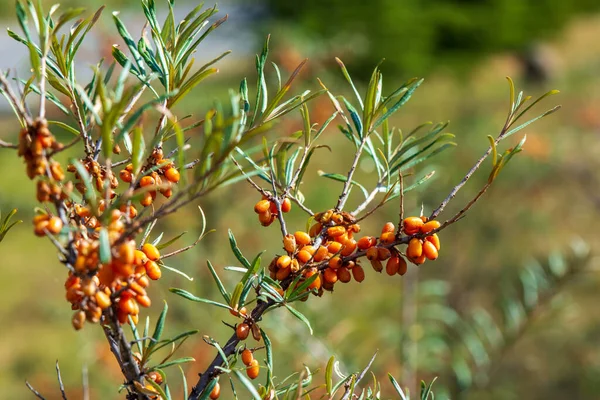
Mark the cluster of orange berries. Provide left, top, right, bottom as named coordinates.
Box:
left=119, top=149, right=180, bottom=207
left=253, top=196, right=292, bottom=226
left=65, top=209, right=163, bottom=330
left=67, top=159, right=119, bottom=199
left=17, top=118, right=64, bottom=179
left=32, top=213, right=64, bottom=237
left=402, top=216, right=441, bottom=265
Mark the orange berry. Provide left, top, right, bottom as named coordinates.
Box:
left=276, top=267, right=291, bottom=281
left=379, top=231, right=396, bottom=244
left=72, top=310, right=85, bottom=330
left=269, top=201, right=278, bottom=215
left=327, top=226, right=346, bottom=237
left=161, top=187, right=173, bottom=198
left=323, top=268, right=338, bottom=284
left=145, top=260, right=162, bottom=280
left=142, top=243, right=160, bottom=261
left=407, top=238, right=423, bottom=259
left=420, top=220, right=441, bottom=234
left=236, top=323, right=250, bottom=340
left=148, top=371, right=163, bottom=385
left=397, top=256, right=408, bottom=275
left=382, top=222, right=395, bottom=233
left=164, top=167, right=180, bottom=183
left=403, top=217, right=424, bottom=235
left=246, top=359, right=260, bottom=379
left=119, top=298, right=137, bottom=315
left=95, top=291, right=111, bottom=309
left=294, top=231, right=311, bottom=246
left=139, top=176, right=155, bottom=187
left=357, top=236, right=376, bottom=250
left=422, top=240, right=439, bottom=260
left=281, top=198, right=292, bottom=213
left=118, top=242, right=135, bottom=265
left=297, top=250, right=313, bottom=264
left=134, top=250, right=147, bottom=265
left=137, top=275, right=150, bottom=288
left=370, top=259, right=383, bottom=272
left=258, top=210, right=275, bottom=227
left=140, top=192, right=154, bottom=207
left=47, top=216, right=63, bottom=234
left=327, top=241, right=343, bottom=254
left=421, top=215, right=428, bottom=223
left=119, top=169, right=133, bottom=183
left=309, top=222, right=322, bottom=237
left=306, top=269, right=322, bottom=290
left=283, top=234, right=296, bottom=253
left=314, top=246, right=329, bottom=262
left=209, top=382, right=221, bottom=399
left=426, top=234, right=441, bottom=251
left=386, top=256, right=401, bottom=276
left=366, top=247, right=379, bottom=261
left=340, top=239, right=357, bottom=256
left=242, top=349, right=254, bottom=366
left=377, top=247, right=391, bottom=260
left=277, top=255, right=292, bottom=269
left=254, top=199, right=271, bottom=214
left=410, top=254, right=427, bottom=265
left=328, top=256, right=342, bottom=269
left=337, top=267, right=351, bottom=283
left=136, top=295, right=152, bottom=308
left=352, top=265, right=365, bottom=282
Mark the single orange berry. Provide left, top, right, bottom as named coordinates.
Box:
left=134, top=250, right=147, bottom=265
left=95, top=291, right=111, bottom=309
left=72, top=310, right=86, bottom=330
left=209, top=381, right=221, bottom=399
left=327, top=226, right=346, bottom=237
left=47, top=216, right=63, bottom=234
left=352, top=265, right=365, bottom=282
left=379, top=231, right=396, bottom=244
left=145, top=260, right=162, bottom=280
left=142, top=243, right=160, bottom=261
left=306, top=269, right=322, bottom=290
left=276, top=267, right=291, bottom=281
left=366, top=247, right=379, bottom=261
left=119, top=298, right=137, bottom=315
left=118, top=242, right=135, bottom=265
left=337, top=267, right=351, bottom=283
left=407, top=238, right=423, bottom=259
left=377, top=247, right=391, bottom=260
left=164, top=167, right=180, bottom=183
left=313, top=246, right=329, bottom=262
left=403, top=217, right=424, bottom=235
left=386, top=256, right=401, bottom=276
left=341, top=239, right=357, bottom=256
left=242, top=349, right=254, bottom=366
left=294, top=231, right=311, bottom=246
left=254, top=199, right=271, bottom=214
left=357, top=236, right=376, bottom=250
left=297, top=250, right=313, bottom=264
left=281, top=198, right=292, bottom=213
left=422, top=240, right=439, bottom=260
left=148, top=371, right=163, bottom=385
left=410, top=254, right=427, bottom=265
left=247, top=359, right=260, bottom=379
left=140, top=191, right=154, bottom=207
left=327, top=241, right=343, bottom=254
left=382, top=222, right=395, bottom=233
left=236, top=323, right=250, bottom=340
left=119, top=169, right=133, bottom=183
left=420, top=220, right=441, bottom=234
left=136, top=295, right=152, bottom=308
left=426, top=234, right=441, bottom=251
left=370, top=259, right=383, bottom=273
left=323, top=268, right=338, bottom=284
left=139, top=176, right=155, bottom=187
left=398, top=256, right=408, bottom=275
left=277, top=255, right=292, bottom=269
left=328, top=256, right=342, bottom=269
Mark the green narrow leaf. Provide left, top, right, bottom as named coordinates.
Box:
left=98, top=228, right=110, bottom=264
left=229, top=229, right=251, bottom=269
left=151, top=301, right=168, bottom=347
left=260, top=328, right=274, bottom=389
left=284, top=304, right=313, bottom=335
left=208, top=260, right=231, bottom=304
left=169, top=288, right=230, bottom=310
left=232, top=370, right=262, bottom=400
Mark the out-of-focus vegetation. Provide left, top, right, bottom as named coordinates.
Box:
left=1, top=1, right=600, bottom=399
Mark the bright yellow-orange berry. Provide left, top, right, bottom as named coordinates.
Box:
left=140, top=192, right=154, bottom=207
left=145, top=260, right=162, bottom=280
left=403, top=217, right=424, bottom=235
left=254, top=199, right=271, bottom=214
left=47, top=216, right=63, bottom=234
left=95, top=291, right=111, bottom=309
left=382, top=222, right=395, bottom=233
left=294, top=231, right=311, bottom=246
left=258, top=210, right=274, bottom=226
left=306, top=269, right=322, bottom=290
left=119, top=169, right=133, bottom=183
left=328, top=256, right=342, bottom=269
left=276, top=267, right=291, bottom=281
left=422, top=240, right=439, bottom=260
left=139, top=176, right=155, bottom=187
left=410, top=254, right=427, bottom=265
left=421, top=220, right=441, bottom=234
left=426, top=234, right=441, bottom=251
left=137, top=295, right=152, bottom=308
left=340, top=239, right=357, bottom=256
left=379, top=231, right=396, bottom=244
left=327, top=226, right=346, bottom=237
left=164, top=167, right=180, bottom=183
left=296, top=249, right=313, bottom=264
left=142, top=243, right=160, bottom=261
left=323, top=268, right=338, bottom=284
left=314, top=246, right=329, bottom=262
left=327, top=241, right=343, bottom=254
left=277, top=255, right=292, bottom=269
left=407, top=238, right=423, bottom=259
left=357, top=236, right=376, bottom=250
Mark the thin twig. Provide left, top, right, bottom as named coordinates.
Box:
left=0, top=139, right=17, bottom=149
left=340, top=352, right=378, bottom=400
left=25, top=381, right=46, bottom=400
left=0, top=70, right=33, bottom=126
left=56, top=361, right=68, bottom=400
left=161, top=237, right=202, bottom=259
left=398, top=171, right=405, bottom=231
left=82, top=365, right=89, bottom=400
left=270, top=169, right=288, bottom=237
left=336, top=137, right=368, bottom=211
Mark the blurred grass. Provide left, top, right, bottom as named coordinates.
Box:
left=1, top=4, right=600, bottom=400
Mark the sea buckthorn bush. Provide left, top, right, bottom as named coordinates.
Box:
left=0, top=0, right=560, bottom=399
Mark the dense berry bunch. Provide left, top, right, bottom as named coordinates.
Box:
left=253, top=195, right=292, bottom=226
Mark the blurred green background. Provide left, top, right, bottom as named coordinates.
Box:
left=1, top=0, right=600, bottom=398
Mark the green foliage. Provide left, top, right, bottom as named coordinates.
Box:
left=0, top=208, right=21, bottom=243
